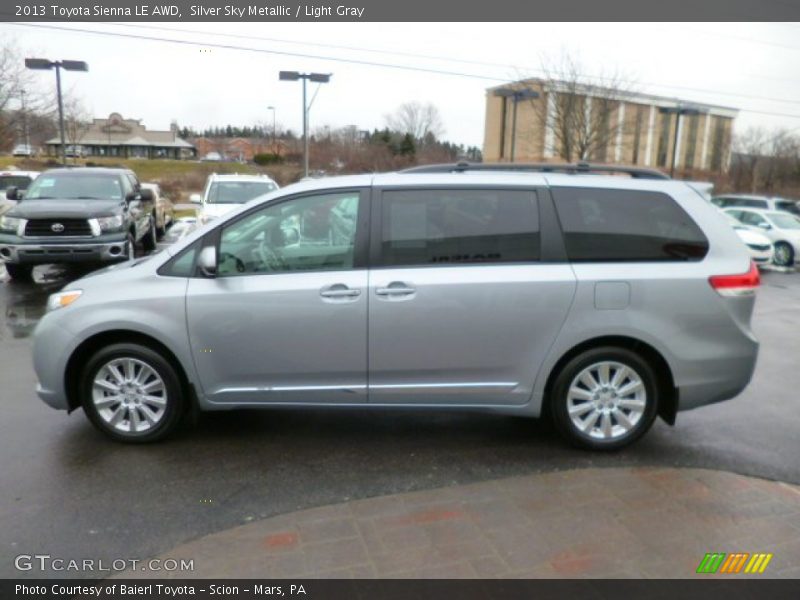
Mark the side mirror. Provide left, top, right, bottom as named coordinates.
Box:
left=6, top=187, right=18, bottom=201
left=758, top=222, right=771, bottom=230
left=139, top=188, right=154, bottom=202
left=189, top=193, right=203, bottom=205
left=125, top=191, right=138, bottom=203
left=197, top=245, right=217, bottom=277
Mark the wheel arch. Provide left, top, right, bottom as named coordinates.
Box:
left=542, top=335, right=677, bottom=425
left=64, top=329, right=196, bottom=413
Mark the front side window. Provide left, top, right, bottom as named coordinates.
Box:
left=740, top=211, right=767, bottom=228
left=379, top=189, right=539, bottom=267
left=207, top=181, right=277, bottom=204
left=0, top=175, right=33, bottom=191
left=552, top=187, right=709, bottom=262
left=217, top=191, right=360, bottom=276
left=766, top=212, right=800, bottom=230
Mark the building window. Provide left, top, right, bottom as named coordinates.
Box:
left=684, top=115, right=699, bottom=169
left=631, top=106, right=644, bottom=165
left=656, top=112, right=672, bottom=167
left=710, top=118, right=725, bottom=171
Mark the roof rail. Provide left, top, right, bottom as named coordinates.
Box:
left=400, top=161, right=670, bottom=180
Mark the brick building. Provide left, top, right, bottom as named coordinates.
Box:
left=483, top=79, right=738, bottom=172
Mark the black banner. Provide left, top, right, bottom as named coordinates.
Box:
left=3, top=0, right=800, bottom=22
left=4, top=579, right=800, bottom=600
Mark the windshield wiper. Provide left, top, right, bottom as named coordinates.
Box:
left=70, top=196, right=105, bottom=200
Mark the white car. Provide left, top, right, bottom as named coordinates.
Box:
left=713, top=194, right=800, bottom=217
left=190, top=173, right=279, bottom=224
left=724, top=207, right=800, bottom=267
left=11, top=144, right=37, bottom=158
left=722, top=212, right=774, bottom=267
left=0, top=170, right=40, bottom=216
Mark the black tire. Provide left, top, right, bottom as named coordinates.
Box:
left=80, top=343, right=186, bottom=443
left=142, top=215, right=158, bottom=253
left=550, top=346, right=659, bottom=451
left=5, top=263, right=34, bottom=282
left=156, top=213, right=166, bottom=238
left=774, top=241, right=794, bottom=268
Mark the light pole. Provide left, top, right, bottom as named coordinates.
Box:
left=19, top=89, right=30, bottom=149
left=25, top=58, right=88, bottom=166
left=494, top=87, right=539, bottom=163
left=659, top=104, right=703, bottom=178
left=279, top=71, right=331, bottom=177
left=267, top=105, right=276, bottom=153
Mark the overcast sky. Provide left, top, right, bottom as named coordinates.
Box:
left=4, top=22, right=800, bottom=147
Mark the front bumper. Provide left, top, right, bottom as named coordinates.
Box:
left=0, top=239, right=128, bottom=265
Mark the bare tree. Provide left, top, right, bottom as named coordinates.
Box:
left=62, top=95, right=91, bottom=159
left=523, top=54, right=637, bottom=162
left=385, top=102, right=444, bottom=141
left=0, top=37, right=36, bottom=150
left=732, top=126, right=768, bottom=192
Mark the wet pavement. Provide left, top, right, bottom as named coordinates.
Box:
left=1, top=259, right=799, bottom=579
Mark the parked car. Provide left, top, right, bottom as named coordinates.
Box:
left=141, top=182, right=175, bottom=238
left=12, top=144, right=37, bottom=158
left=200, top=152, right=223, bottom=162
left=64, top=145, right=87, bottom=158
left=0, top=167, right=157, bottom=281
left=721, top=212, right=774, bottom=267
left=31, top=163, right=760, bottom=449
left=190, top=173, right=279, bottom=224
left=723, top=207, right=800, bottom=267
left=712, top=194, right=800, bottom=216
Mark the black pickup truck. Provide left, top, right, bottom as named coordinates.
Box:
left=0, top=167, right=158, bottom=281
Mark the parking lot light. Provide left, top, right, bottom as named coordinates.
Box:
left=279, top=71, right=332, bottom=177
left=659, top=104, right=705, bottom=177
left=25, top=58, right=89, bottom=166
left=494, top=87, right=539, bottom=163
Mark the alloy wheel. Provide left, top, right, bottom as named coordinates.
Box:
left=91, top=358, right=168, bottom=434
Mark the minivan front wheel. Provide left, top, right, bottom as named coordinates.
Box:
left=551, top=347, right=658, bottom=450
left=80, top=343, right=185, bottom=443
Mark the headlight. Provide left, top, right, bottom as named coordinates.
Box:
left=96, top=215, right=124, bottom=232
left=46, top=290, right=83, bottom=312
left=0, top=215, right=24, bottom=234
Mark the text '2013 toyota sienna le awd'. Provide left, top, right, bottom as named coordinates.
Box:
left=31, top=164, right=760, bottom=449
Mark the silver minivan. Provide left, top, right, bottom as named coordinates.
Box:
left=31, top=164, right=760, bottom=449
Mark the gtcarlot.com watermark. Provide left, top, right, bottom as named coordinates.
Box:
left=14, top=554, right=194, bottom=573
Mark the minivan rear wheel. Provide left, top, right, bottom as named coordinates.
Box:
left=80, top=343, right=185, bottom=443
left=550, top=347, right=658, bottom=450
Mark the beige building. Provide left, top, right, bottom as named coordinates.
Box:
left=46, top=112, right=195, bottom=159
left=483, top=79, right=738, bottom=172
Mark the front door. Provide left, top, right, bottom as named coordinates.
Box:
left=368, top=187, right=576, bottom=405
left=186, top=189, right=369, bottom=404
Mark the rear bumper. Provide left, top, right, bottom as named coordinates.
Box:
left=677, top=340, right=759, bottom=411
left=0, top=240, right=127, bottom=264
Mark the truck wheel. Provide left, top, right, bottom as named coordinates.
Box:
left=80, top=343, right=186, bottom=443
left=550, top=347, right=659, bottom=451
left=142, top=215, right=157, bottom=253
left=5, top=263, right=34, bottom=282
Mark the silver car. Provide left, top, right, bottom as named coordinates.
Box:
left=32, top=165, right=760, bottom=449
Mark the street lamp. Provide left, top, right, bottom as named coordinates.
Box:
left=659, top=104, right=704, bottom=178
left=267, top=105, right=276, bottom=153
left=279, top=71, right=331, bottom=177
left=494, top=87, right=539, bottom=163
left=19, top=90, right=30, bottom=149
left=25, top=58, right=88, bottom=166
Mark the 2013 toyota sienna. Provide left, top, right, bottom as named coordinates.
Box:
left=31, top=163, right=760, bottom=449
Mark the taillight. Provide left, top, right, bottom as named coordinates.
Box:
left=709, top=261, right=760, bottom=297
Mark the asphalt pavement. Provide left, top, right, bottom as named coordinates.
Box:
left=1, top=260, right=799, bottom=579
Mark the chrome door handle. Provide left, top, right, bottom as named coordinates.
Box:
left=320, top=287, right=361, bottom=298
left=376, top=286, right=415, bottom=296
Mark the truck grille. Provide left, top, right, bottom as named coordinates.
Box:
left=24, top=218, right=92, bottom=237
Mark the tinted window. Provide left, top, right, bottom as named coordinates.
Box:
left=775, top=201, right=800, bottom=215
left=218, top=191, right=360, bottom=276
left=379, top=189, right=539, bottom=267
left=740, top=211, right=767, bottom=227
left=158, top=241, right=200, bottom=277
left=552, top=187, right=708, bottom=262
left=0, top=175, right=33, bottom=191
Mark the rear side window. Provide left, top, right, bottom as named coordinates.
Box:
left=379, top=189, right=539, bottom=267
left=552, top=187, right=709, bottom=262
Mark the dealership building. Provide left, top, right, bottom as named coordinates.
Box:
left=45, top=112, right=195, bottom=159
left=483, top=79, right=738, bottom=172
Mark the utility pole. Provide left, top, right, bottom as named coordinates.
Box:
left=494, top=87, right=540, bottom=163
left=20, top=90, right=30, bottom=148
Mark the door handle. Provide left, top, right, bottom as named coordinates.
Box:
left=376, top=284, right=416, bottom=296
left=320, top=286, right=361, bottom=298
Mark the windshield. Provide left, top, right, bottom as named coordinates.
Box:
left=206, top=181, right=276, bottom=204
left=24, top=174, right=124, bottom=200
left=767, top=212, right=800, bottom=230
left=0, top=175, right=33, bottom=191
